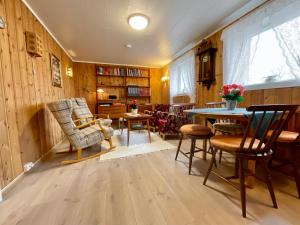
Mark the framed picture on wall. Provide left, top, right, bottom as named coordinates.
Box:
left=50, top=53, right=62, bottom=87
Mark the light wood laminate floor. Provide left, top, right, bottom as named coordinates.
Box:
left=0, top=137, right=300, bottom=225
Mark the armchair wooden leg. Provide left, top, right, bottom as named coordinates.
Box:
left=107, top=138, right=116, bottom=150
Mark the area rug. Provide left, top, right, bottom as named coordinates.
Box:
left=99, top=129, right=176, bottom=161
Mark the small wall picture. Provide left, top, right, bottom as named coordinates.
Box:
left=50, top=53, right=62, bottom=87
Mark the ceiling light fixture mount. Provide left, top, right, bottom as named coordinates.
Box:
left=125, top=44, right=133, bottom=48
left=128, top=14, right=149, bottom=30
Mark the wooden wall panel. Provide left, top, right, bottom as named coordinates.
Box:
left=0, top=0, right=75, bottom=188
left=150, top=68, right=162, bottom=104
left=74, top=63, right=97, bottom=113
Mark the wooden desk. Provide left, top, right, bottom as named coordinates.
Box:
left=123, top=113, right=151, bottom=146
left=185, top=108, right=256, bottom=188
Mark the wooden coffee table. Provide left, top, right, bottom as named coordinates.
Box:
left=123, top=113, right=151, bottom=146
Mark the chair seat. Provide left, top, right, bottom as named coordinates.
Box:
left=211, top=135, right=263, bottom=152
left=213, top=123, right=244, bottom=135
left=267, top=130, right=299, bottom=143
left=180, top=124, right=212, bottom=137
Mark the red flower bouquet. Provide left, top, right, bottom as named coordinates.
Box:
left=129, top=99, right=137, bottom=109
left=220, top=84, right=245, bottom=102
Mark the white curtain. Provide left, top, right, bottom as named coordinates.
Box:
left=170, top=50, right=196, bottom=103
left=222, top=0, right=300, bottom=89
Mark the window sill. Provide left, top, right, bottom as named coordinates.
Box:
left=245, top=79, right=300, bottom=91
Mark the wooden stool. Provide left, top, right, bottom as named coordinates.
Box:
left=269, top=130, right=300, bottom=198
left=175, top=124, right=213, bottom=174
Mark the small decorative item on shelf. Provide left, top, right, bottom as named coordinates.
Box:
left=220, top=84, right=244, bottom=110
left=129, top=99, right=138, bottom=114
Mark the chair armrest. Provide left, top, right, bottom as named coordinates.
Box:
left=73, top=116, right=95, bottom=123
left=76, top=119, right=98, bottom=129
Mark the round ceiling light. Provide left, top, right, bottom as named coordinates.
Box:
left=128, top=14, right=149, bottom=30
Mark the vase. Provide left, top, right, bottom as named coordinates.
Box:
left=131, top=109, right=138, bottom=114
left=226, top=100, right=237, bottom=110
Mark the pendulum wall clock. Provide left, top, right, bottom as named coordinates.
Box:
left=197, top=40, right=217, bottom=89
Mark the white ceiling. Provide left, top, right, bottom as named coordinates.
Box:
left=25, top=0, right=263, bottom=67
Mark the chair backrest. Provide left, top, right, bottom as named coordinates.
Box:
left=205, top=102, right=227, bottom=123
left=240, top=104, right=299, bottom=153
left=72, top=97, right=94, bottom=124
left=48, top=99, right=84, bottom=149
left=154, top=104, right=170, bottom=113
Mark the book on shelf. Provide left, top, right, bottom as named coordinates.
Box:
left=127, top=68, right=148, bottom=77
left=127, top=86, right=150, bottom=97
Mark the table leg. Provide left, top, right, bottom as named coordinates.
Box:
left=147, top=119, right=151, bottom=143
left=246, top=160, right=255, bottom=188
left=202, top=118, right=208, bottom=160
left=127, top=120, right=131, bottom=146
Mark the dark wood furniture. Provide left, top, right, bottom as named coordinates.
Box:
left=123, top=113, right=152, bottom=146
left=98, top=105, right=126, bottom=119
left=175, top=124, right=213, bottom=174
left=197, top=40, right=217, bottom=89
left=202, top=104, right=299, bottom=217
left=96, top=65, right=151, bottom=110
left=269, top=130, right=300, bottom=198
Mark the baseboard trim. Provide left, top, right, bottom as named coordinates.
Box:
left=1, top=138, right=67, bottom=198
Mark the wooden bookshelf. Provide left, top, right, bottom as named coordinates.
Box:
left=96, top=64, right=151, bottom=112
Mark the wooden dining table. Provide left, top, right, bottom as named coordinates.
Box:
left=184, top=107, right=256, bottom=188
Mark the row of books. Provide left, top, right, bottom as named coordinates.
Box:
left=97, top=67, right=127, bottom=76
left=127, top=87, right=150, bottom=97
left=127, top=68, right=148, bottom=77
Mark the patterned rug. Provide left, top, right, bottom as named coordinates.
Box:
left=99, top=129, right=176, bottom=161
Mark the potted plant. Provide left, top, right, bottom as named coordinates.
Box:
left=129, top=99, right=138, bottom=114
left=220, top=84, right=245, bottom=110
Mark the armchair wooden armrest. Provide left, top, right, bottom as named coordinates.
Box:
left=76, top=119, right=99, bottom=129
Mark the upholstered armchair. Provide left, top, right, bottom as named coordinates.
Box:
left=144, top=104, right=170, bottom=131
left=158, top=104, right=195, bottom=139
left=71, top=97, right=115, bottom=150
left=48, top=99, right=111, bottom=164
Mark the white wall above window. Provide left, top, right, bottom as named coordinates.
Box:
left=221, top=0, right=300, bottom=90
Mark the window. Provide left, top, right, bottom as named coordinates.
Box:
left=170, top=51, right=196, bottom=103
left=222, top=0, right=300, bottom=90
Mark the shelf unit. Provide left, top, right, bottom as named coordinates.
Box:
left=96, top=64, right=151, bottom=111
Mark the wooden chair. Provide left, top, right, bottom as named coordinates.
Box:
left=203, top=104, right=299, bottom=217
left=175, top=124, right=213, bottom=174
left=205, top=102, right=244, bottom=163
left=268, top=130, right=300, bottom=198
left=48, top=99, right=112, bottom=164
